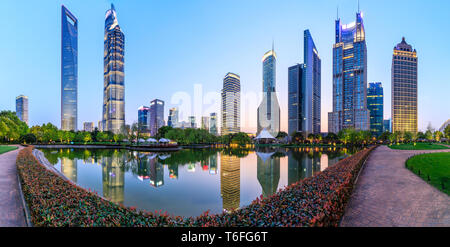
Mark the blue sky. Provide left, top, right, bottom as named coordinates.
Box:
left=1, top=0, right=449, bottom=133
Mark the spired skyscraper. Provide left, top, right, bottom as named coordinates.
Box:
left=61, top=6, right=78, bottom=131
left=102, top=4, right=125, bottom=134
left=15, top=95, right=28, bottom=125
left=328, top=11, right=369, bottom=133
left=288, top=30, right=321, bottom=136
left=392, top=38, right=418, bottom=133
left=257, top=46, right=280, bottom=137
left=221, top=73, right=241, bottom=135
left=367, top=82, right=384, bottom=136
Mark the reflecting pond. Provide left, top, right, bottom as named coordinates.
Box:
left=40, top=147, right=357, bottom=217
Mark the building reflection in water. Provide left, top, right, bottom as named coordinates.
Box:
left=220, top=154, right=240, bottom=212
left=209, top=153, right=218, bottom=175
left=102, top=151, right=125, bottom=204
left=150, top=156, right=164, bottom=187
left=168, top=163, right=178, bottom=179
left=256, top=147, right=280, bottom=198
left=287, top=150, right=331, bottom=185
left=136, top=153, right=151, bottom=181
left=61, top=157, right=77, bottom=183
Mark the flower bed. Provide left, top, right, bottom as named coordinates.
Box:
left=17, top=146, right=374, bottom=227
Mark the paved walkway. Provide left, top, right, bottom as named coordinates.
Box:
left=341, top=145, right=450, bottom=227
left=0, top=145, right=26, bottom=227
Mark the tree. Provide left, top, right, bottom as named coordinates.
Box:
left=292, top=132, right=305, bottom=143
left=20, top=133, right=36, bottom=144
left=324, top=132, right=338, bottom=143
left=307, top=133, right=315, bottom=144
left=379, top=131, right=391, bottom=142
left=434, top=131, right=443, bottom=142
left=156, top=126, right=173, bottom=139
left=231, top=132, right=251, bottom=146
left=425, top=130, right=433, bottom=141
left=403, top=131, right=412, bottom=143
left=445, top=125, right=450, bottom=140
left=276, top=131, right=288, bottom=139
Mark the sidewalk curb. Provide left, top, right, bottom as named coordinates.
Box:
left=16, top=173, right=33, bottom=227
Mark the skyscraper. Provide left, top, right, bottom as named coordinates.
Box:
left=367, top=82, right=384, bottom=136
left=221, top=73, right=241, bottom=135
left=328, top=11, right=369, bottom=133
left=102, top=4, right=125, bottom=134
left=61, top=5, right=78, bottom=131
left=188, top=116, right=196, bottom=128
left=138, top=106, right=150, bottom=133
left=257, top=46, right=280, bottom=137
left=392, top=38, right=418, bottom=133
left=149, top=99, right=164, bottom=136
left=288, top=30, right=321, bottom=136
left=201, top=116, right=209, bottom=131
left=304, top=30, right=321, bottom=134
left=168, top=107, right=179, bottom=127
left=383, top=119, right=391, bottom=133
left=209, top=112, right=218, bottom=135
left=15, top=95, right=28, bottom=125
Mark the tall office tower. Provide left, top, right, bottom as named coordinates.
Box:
left=15, top=95, right=28, bottom=125
left=61, top=6, right=78, bottom=131
left=201, top=116, right=210, bottom=131
left=303, top=30, right=322, bottom=134
left=209, top=112, right=218, bottom=135
left=149, top=99, right=164, bottom=136
left=188, top=116, right=196, bottom=128
left=138, top=106, right=150, bottom=133
left=168, top=107, right=179, bottom=127
left=102, top=4, right=125, bottom=134
left=220, top=154, right=240, bottom=212
left=256, top=150, right=280, bottom=198
left=367, top=82, right=384, bottom=136
left=288, top=64, right=305, bottom=135
left=257, top=46, right=280, bottom=137
left=392, top=37, right=418, bottom=133
left=328, top=11, right=369, bottom=133
left=383, top=119, right=391, bottom=133
left=221, top=73, right=241, bottom=135
left=83, top=122, right=94, bottom=132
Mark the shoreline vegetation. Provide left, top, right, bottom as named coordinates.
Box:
left=17, top=146, right=375, bottom=227
left=406, top=152, right=450, bottom=195
left=388, top=143, right=449, bottom=150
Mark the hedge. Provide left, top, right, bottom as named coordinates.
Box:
left=16, top=146, right=375, bottom=227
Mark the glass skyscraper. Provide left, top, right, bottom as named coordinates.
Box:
left=257, top=47, right=280, bottom=137
left=367, top=82, right=384, bottom=136
left=328, top=11, right=369, bottom=133
left=138, top=106, right=150, bottom=133
left=168, top=107, right=178, bottom=127
left=201, top=116, right=209, bottom=131
left=61, top=5, right=78, bottom=131
left=149, top=99, right=164, bottom=136
left=102, top=4, right=125, bottom=134
left=221, top=73, right=241, bottom=135
left=288, top=30, right=321, bottom=136
left=392, top=38, right=418, bottom=133
left=15, top=95, right=28, bottom=125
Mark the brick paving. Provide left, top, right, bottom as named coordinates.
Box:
left=0, top=146, right=26, bottom=227
left=341, top=145, right=450, bottom=227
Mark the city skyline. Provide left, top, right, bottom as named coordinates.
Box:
left=2, top=0, right=449, bottom=133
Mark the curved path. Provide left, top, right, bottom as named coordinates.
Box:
left=341, top=145, right=450, bottom=227
left=0, top=145, right=26, bottom=227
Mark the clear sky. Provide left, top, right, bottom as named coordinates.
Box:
left=1, top=0, right=449, bottom=133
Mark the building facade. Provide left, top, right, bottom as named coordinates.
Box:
left=61, top=5, right=78, bottom=131
left=201, top=116, right=209, bottom=131
left=210, top=112, right=218, bottom=135
left=328, top=12, right=369, bottom=133
left=188, top=116, right=196, bottom=128
left=15, top=95, right=28, bottom=125
left=288, top=64, right=305, bottom=135
left=168, top=107, right=179, bottom=127
left=391, top=37, right=418, bottom=133
left=138, top=106, right=150, bottom=133
left=367, top=82, right=384, bottom=136
left=383, top=119, right=391, bottom=133
left=102, top=4, right=125, bottom=134
left=288, top=30, right=321, bottom=136
left=83, top=122, right=94, bottom=132
left=221, top=73, right=241, bottom=135
left=149, top=99, right=164, bottom=136
left=257, top=47, right=280, bottom=137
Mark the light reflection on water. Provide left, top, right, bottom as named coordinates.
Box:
left=40, top=147, right=355, bottom=217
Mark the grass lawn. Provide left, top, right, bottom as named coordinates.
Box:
left=388, top=143, right=449, bottom=150
left=406, top=152, right=450, bottom=195
left=0, top=145, right=18, bottom=155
